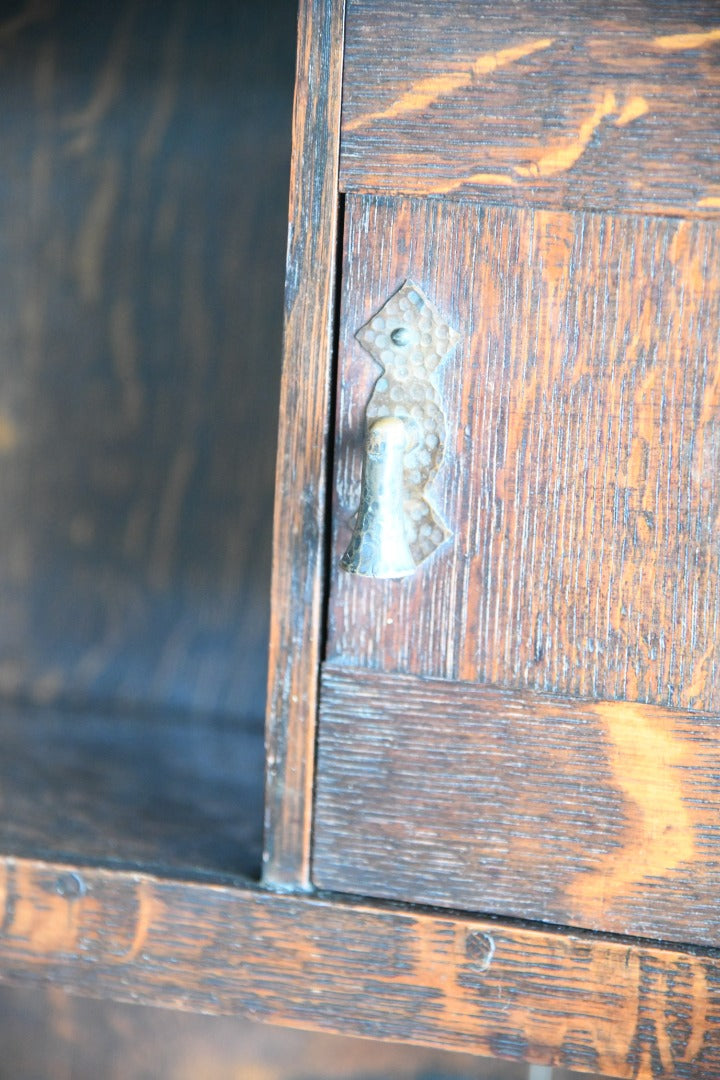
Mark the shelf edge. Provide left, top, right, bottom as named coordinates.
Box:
left=1, top=855, right=718, bottom=1078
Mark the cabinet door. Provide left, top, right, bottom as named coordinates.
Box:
left=313, top=193, right=720, bottom=945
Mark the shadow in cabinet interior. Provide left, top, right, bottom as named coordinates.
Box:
left=0, top=0, right=297, bottom=881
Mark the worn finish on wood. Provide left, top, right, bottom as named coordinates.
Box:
left=340, top=0, right=720, bottom=216
left=264, top=0, right=346, bottom=887
left=0, top=700, right=263, bottom=878
left=328, top=195, right=720, bottom=713
left=0, top=0, right=296, bottom=719
left=314, top=665, right=720, bottom=945
left=1, top=857, right=719, bottom=1078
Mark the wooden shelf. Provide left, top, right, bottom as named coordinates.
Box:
left=0, top=700, right=264, bottom=880
left=0, top=855, right=718, bottom=1079
left=0, top=692, right=716, bottom=1076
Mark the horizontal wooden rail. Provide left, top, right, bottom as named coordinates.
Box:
left=315, top=665, right=720, bottom=945
left=340, top=0, right=720, bottom=216
left=0, top=855, right=718, bottom=1077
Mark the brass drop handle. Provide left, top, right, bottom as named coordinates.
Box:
left=341, top=417, right=415, bottom=579
left=339, top=280, right=461, bottom=581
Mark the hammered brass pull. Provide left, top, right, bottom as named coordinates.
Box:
left=340, top=281, right=460, bottom=580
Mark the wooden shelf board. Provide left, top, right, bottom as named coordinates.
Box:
left=0, top=856, right=718, bottom=1079
left=0, top=701, right=264, bottom=880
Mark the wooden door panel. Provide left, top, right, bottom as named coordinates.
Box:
left=328, top=195, right=720, bottom=713
left=318, top=194, right=720, bottom=940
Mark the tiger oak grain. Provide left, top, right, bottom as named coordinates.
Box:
left=314, top=665, right=720, bottom=944
left=341, top=0, right=720, bottom=216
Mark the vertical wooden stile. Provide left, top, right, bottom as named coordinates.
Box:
left=263, top=0, right=346, bottom=888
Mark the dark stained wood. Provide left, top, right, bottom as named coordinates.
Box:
left=1, top=855, right=719, bottom=1079
left=340, top=0, right=720, bottom=216
left=314, top=664, right=720, bottom=945
left=4, top=1, right=720, bottom=1074
left=264, top=0, right=346, bottom=888
left=327, top=195, right=720, bottom=714
left=0, top=985, right=538, bottom=1080
left=0, top=0, right=296, bottom=720
left=0, top=699, right=263, bottom=879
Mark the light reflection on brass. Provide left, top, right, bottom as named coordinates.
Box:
left=340, top=417, right=415, bottom=578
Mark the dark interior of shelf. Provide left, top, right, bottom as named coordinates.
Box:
left=0, top=699, right=264, bottom=878
left=0, top=0, right=297, bottom=877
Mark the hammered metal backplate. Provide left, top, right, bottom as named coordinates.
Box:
left=350, top=280, right=460, bottom=571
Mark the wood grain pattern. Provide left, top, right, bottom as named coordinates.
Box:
left=264, top=0, right=346, bottom=888
left=0, top=699, right=263, bottom=879
left=313, top=665, right=720, bottom=944
left=327, top=195, right=720, bottom=713
left=340, top=0, right=720, bottom=216
left=1, top=855, right=719, bottom=1079
left=0, top=0, right=296, bottom=719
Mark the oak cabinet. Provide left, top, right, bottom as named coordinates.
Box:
left=266, top=1, right=720, bottom=1074
left=1, top=2, right=720, bottom=1078
left=314, top=195, right=720, bottom=945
